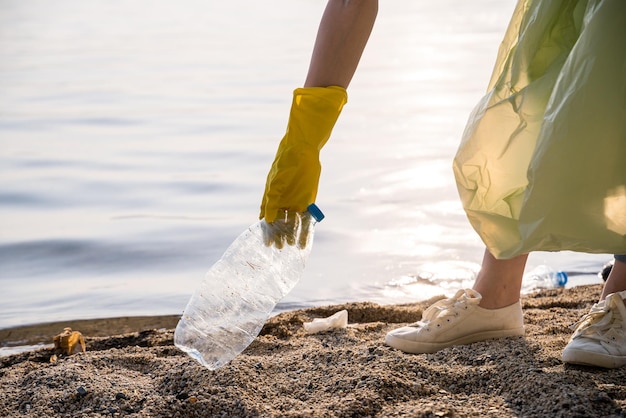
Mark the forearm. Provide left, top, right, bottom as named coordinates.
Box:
left=304, top=0, right=378, bottom=88
left=260, top=1, right=374, bottom=222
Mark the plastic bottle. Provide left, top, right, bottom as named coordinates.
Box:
left=174, top=204, right=324, bottom=370
left=521, top=265, right=568, bottom=294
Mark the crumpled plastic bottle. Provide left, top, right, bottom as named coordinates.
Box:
left=174, top=204, right=324, bottom=370
left=521, top=265, right=568, bottom=294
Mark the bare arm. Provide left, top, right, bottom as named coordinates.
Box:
left=259, top=1, right=377, bottom=226
left=304, top=0, right=378, bottom=88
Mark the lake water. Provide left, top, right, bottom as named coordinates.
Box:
left=0, top=0, right=609, bottom=331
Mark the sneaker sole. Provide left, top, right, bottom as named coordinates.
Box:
left=562, top=347, right=626, bottom=369
left=385, top=327, right=525, bottom=354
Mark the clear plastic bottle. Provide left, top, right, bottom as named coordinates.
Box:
left=174, top=204, right=324, bottom=370
left=521, top=265, right=568, bottom=294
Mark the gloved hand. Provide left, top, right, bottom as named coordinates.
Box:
left=260, top=203, right=325, bottom=249
left=259, top=86, right=347, bottom=226
left=260, top=210, right=313, bottom=250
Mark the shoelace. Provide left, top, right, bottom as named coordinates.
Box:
left=571, top=296, right=624, bottom=343
left=410, top=289, right=479, bottom=327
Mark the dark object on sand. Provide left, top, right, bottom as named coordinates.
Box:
left=599, top=260, right=614, bottom=282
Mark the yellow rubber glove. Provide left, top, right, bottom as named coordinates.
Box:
left=259, top=86, right=347, bottom=224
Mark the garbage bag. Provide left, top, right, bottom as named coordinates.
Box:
left=454, top=0, right=626, bottom=258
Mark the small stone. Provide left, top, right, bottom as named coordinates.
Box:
left=77, top=386, right=88, bottom=397
left=115, top=392, right=128, bottom=401
left=189, top=396, right=198, bottom=403
left=19, top=401, right=32, bottom=413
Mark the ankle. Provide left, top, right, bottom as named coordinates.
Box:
left=473, top=275, right=521, bottom=309
left=475, top=293, right=520, bottom=309
left=600, top=259, right=626, bottom=300
left=472, top=250, right=525, bottom=309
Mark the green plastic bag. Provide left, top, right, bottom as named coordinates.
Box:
left=454, top=0, right=626, bottom=259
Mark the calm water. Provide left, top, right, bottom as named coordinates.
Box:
left=0, top=0, right=608, bottom=331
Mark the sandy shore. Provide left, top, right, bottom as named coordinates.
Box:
left=1, top=284, right=625, bottom=417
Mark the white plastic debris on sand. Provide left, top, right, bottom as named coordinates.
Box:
left=303, top=310, right=348, bottom=334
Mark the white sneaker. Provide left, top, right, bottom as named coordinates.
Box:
left=562, top=290, right=626, bottom=368
left=385, top=289, right=525, bottom=354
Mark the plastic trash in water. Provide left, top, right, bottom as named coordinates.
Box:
left=521, top=265, right=568, bottom=294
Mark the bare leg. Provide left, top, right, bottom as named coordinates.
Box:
left=600, top=258, right=626, bottom=303
left=473, top=249, right=528, bottom=309
left=304, top=0, right=378, bottom=88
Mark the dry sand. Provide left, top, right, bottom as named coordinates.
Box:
left=1, top=284, right=625, bottom=417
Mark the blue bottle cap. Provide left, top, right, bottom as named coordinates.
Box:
left=307, top=203, right=325, bottom=222
left=555, top=271, right=568, bottom=286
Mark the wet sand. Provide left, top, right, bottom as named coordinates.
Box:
left=1, top=284, right=625, bottom=417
